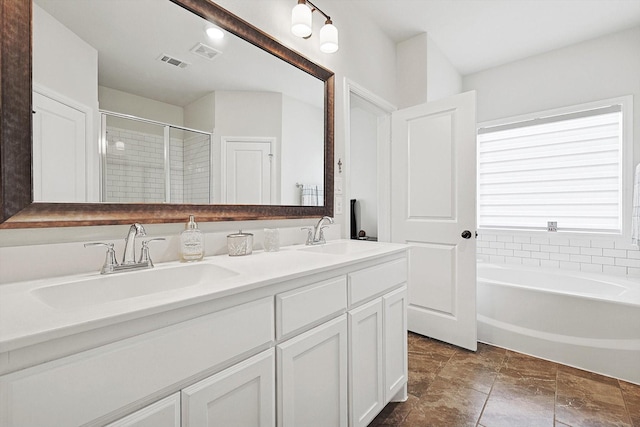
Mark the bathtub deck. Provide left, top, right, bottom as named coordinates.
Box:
left=369, top=332, right=640, bottom=427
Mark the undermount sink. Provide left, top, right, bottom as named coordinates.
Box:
left=32, top=263, right=239, bottom=310
left=298, top=240, right=379, bottom=255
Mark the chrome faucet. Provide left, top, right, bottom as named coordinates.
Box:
left=303, top=216, right=334, bottom=245
left=122, top=223, right=146, bottom=265
left=85, top=223, right=165, bottom=274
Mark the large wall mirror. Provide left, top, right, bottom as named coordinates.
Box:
left=0, top=0, right=334, bottom=228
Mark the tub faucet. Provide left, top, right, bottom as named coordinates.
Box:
left=122, top=223, right=146, bottom=265
left=303, top=216, right=334, bottom=245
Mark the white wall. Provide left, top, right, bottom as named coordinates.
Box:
left=281, top=96, right=324, bottom=205
left=33, top=4, right=98, bottom=111
left=396, top=33, right=462, bottom=108
left=464, top=26, right=640, bottom=276
left=99, top=86, right=184, bottom=131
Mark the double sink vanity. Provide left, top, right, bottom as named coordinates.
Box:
left=0, top=239, right=408, bottom=427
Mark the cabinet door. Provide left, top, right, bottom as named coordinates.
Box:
left=384, top=286, right=408, bottom=401
left=106, top=393, right=180, bottom=427
left=349, top=299, right=384, bottom=427
left=182, top=349, right=275, bottom=427
left=277, top=315, right=348, bottom=427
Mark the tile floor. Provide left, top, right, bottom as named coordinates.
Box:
left=369, top=332, right=640, bottom=427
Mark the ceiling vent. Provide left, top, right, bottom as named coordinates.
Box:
left=157, top=54, right=190, bottom=69
left=190, top=43, right=222, bottom=61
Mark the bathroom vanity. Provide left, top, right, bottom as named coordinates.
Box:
left=0, top=240, right=408, bottom=427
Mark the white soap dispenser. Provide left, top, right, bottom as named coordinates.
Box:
left=180, top=215, right=204, bottom=262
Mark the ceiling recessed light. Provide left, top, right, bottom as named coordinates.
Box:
left=205, top=26, right=224, bottom=40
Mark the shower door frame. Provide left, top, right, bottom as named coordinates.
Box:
left=99, top=110, right=214, bottom=204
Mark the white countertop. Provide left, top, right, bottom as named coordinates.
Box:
left=0, top=240, right=407, bottom=354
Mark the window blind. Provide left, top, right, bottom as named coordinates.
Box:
left=477, top=105, right=622, bottom=232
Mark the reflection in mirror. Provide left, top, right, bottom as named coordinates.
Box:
left=32, top=0, right=324, bottom=206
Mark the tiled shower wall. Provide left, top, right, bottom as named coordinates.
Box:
left=183, top=133, right=211, bottom=204
left=477, top=231, right=640, bottom=277
left=105, top=127, right=169, bottom=203
left=105, top=126, right=209, bottom=203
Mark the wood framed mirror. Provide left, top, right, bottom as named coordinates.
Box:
left=0, top=0, right=334, bottom=228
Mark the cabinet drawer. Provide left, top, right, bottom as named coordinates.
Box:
left=0, top=297, right=274, bottom=427
left=349, top=259, right=407, bottom=307
left=276, top=276, right=347, bottom=340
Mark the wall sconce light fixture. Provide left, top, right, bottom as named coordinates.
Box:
left=291, top=0, right=339, bottom=53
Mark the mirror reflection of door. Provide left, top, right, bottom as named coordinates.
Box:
left=32, top=91, right=87, bottom=202
left=223, top=137, right=275, bottom=205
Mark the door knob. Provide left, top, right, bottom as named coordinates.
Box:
left=461, top=230, right=472, bottom=239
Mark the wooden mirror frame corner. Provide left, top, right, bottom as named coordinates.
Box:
left=0, top=0, right=334, bottom=228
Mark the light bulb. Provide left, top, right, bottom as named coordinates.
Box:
left=205, top=26, right=224, bottom=40
left=319, top=21, right=338, bottom=53
left=291, top=2, right=312, bottom=38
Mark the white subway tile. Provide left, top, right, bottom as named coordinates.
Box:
left=514, top=236, right=531, bottom=244
left=497, top=249, right=514, bottom=257
left=497, top=235, right=513, bottom=243
left=477, top=241, right=490, bottom=248
left=540, top=260, right=560, bottom=269
left=559, top=246, right=580, bottom=255
left=626, top=250, right=640, bottom=259
left=580, top=247, right=603, bottom=256
left=540, top=245, right=560, bottom=253
left=531, top=237, right=549, bottom=245
left=549, top=236, right=570, bottom=246
left=482, top=234, right=497, bottom=242
left=570, top=254, right=591, bottom=263
left=505, top=257, right=522, bottom=265
left=570, top=238, right=591, bottom=247
left=615, top=258, right=640, bottom=268
left=504, top=243, right=522, bottom=250
left=580, top=263, right=603, bottom=273
left=550, top=253, right=571, bottom=261
left=522, top=244, right=540, bottom=251
left=559, top=261, right=581, bottom=271
left=627, top=267, right=640, bottom=277
left=489, top=242, right=505, bottom=249
left=591, top=256, right=615, bottom=265
left=531, top=252, right=550, bottom=260
left=590, top=239, right=615, bottom=249
left=514, top=250, right=532, bottom=258
left=483, top=248, right=497, bottom=255
left=603, top=249, right=627, bottom=258
left=603, top=265, right=627, bottom=276
left=522, top=258, right=540, bottom=266
left=490, top=255, right=506, bottom=264
left=615, top=240, right=638, bottom=250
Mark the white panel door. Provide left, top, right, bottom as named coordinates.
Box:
left=224, top=138, right=273, bottom=204
left=106, top=393, right=180, bottom=427
left=391, top=91, right=477, bottom=351
left=277, top=315, right=348, bottom=427
left=32, top=91, right=86, bottom=202
left=348, top=299, right=384, bottom=427
left=182, top=349, right=275, bottom=427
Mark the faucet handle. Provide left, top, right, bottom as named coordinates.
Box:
left=139, top=238, right=166, bottom=266
left=301, top=227, right=313, bottom=245
left=84, top=242, right=118, bottom=274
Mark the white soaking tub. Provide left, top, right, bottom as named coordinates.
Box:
left=477, top=263, right=640, bottom=384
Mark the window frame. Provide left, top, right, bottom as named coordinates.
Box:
left=476, top=95, right=634, bottom=238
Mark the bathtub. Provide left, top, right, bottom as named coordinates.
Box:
left=477, top=263, right=640, bottom=384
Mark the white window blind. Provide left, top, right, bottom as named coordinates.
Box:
left=477, top=105, right=623, bottom=233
